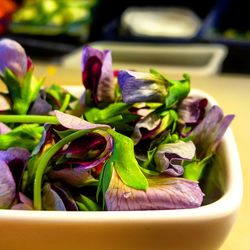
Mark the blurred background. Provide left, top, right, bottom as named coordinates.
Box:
left=1, top=0, right=250, bottom=75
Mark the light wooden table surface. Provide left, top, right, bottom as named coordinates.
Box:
left=2, top=63, right=250, bottom=249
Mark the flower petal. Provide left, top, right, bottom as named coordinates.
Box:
left=105, top=169, right=204, bottom=210
left=154, top=141, right=196, bottom=176
left=190, top=106, right=235, bottom=158
left=118, top=70, right=167, bottom=104
left=0, top=39, right=27, bottom=78
left=132, top=113, right=161, bottom=144
left=178, top=97, right=208, bottom=136
left=11, top=192, right=33, bottom=210
left=28, top=90, right=52, bottom=115
left=0, top=160, right=16, bottom=208
left=42, top=183, right=66, bottom=211
left=81, top=46, right=114, bottom=104
left=49, top=167, right=96, bottom=187
left=55, top=110, right=110, bottom=130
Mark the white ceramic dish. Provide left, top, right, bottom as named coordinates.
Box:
left=0, top=87, right=242, bottom=250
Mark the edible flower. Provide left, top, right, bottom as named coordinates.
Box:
left=118, top=70, right=168, bottom=104
left=154, top=140, right=196, bottom=176
left=0, top=38, right=28, bottom=79
left=81, top=46, right=115, bottom=105
left=105, top=169, right=204, bottom=211
left=0, top=38, right=43, bottom=115
left=0, top=147, right=30, bottom=209
left=178, top=97, right=208, bottom=136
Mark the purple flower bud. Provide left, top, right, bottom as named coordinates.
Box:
left=178, top=97, right=208, bottom=136
left=0, top=39, right=28, bottom=78
left=118, top=70, right=168, bottom=104
left=154, top=141, right=196, bottom=176
left=81, top=46, right=115, bottom=104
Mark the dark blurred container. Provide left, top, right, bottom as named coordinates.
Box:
left=200, top=0, right=250, bottom=74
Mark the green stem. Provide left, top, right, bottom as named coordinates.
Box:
left=59, top=93, right=71, bottom=112
left=33, top=129, right=94, bottom=210
left=0, top=115, right=59, bottom=124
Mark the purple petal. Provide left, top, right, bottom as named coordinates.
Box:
left=132, top=113, right=161, bottom=144
left=81, top=46, right=114, bottom=104
left=11, top=192, right=33, bottom=210
left=154, top=141, right=196, bottom=176
left=0, top=160, right=16, bottom=208
left=118, top=70, right=167, bottom=104
left=28, top=90, right=52, bottom=115
left=51, top=183, right=78, bottom=211
left=0, top=39, right=28, bottom=78
left=42, top=183, right=66, bottom=211
left=178, top=97, right=208, bottom=136
left=190, top=106, right=235, bottom=158
left=55, top=110, right=110, bottom=130
left=11, top=203, right=33, bottom=210
left=178, top=97, right=207, bottom=124
left=0, top=147, right=30, bottom=195
left=50, top=132, right=113, bottom=185
left=0, top=147, right=30, bottom=163
left=105, top=170, right=204, bottom=211
left=49, top=167, right=95, bottom=187
left=57, top=132, right=107, bottom=156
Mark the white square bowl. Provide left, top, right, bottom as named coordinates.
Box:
left=0, top=88, right=243, bottom=250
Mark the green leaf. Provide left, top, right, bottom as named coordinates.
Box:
left=0, top=124, right=43, bottom=150
left=96, top=156, right=113, bottom=208
left=149, top=68, right=168, bottom=84
left=1, top=68, right=21, bottom=102
left=85, top=102, right=130, bottom=123
left=165, top=74, right=190, bottom=109
left=77, top=194, right=100, bottom=211
left=2, top=70, right=45, bottom=115
left=183, top=155, right=213, bottom=181
left=107, top=129, right=148, bottom=190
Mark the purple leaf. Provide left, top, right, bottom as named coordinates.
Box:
left=55, top=110, right=110, bottom=130
left=154, top=141, right=196, bottom=176
left=0, top=160, right=16, bottom=208
left=0, top=39, right=28, bottom=78
left=118, top=70, right=168, bottom=104
left=190, top=105, right=235, bottom=159
left=105, top=169, right=204, bottom=211
left=81, top=46, right=115, bottom=104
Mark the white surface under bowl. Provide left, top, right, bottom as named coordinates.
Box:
left=0, top=88, right=242, bottom=250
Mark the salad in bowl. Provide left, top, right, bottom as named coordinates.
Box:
left=0, top=38, right=235, bottom=212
